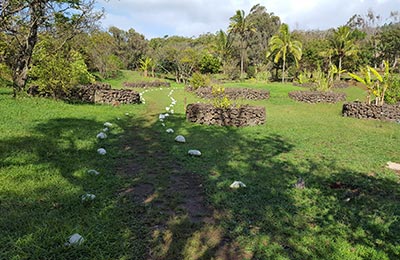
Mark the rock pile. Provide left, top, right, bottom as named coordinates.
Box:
left=186, top=86, right=270, bottom=100
left=289, top=91, right=346, bottom=103
left=186, top=103, right=266, bottom=127
left=94, top=89, right=141, bottom=105
left=342, top=102, right=400, bottom=121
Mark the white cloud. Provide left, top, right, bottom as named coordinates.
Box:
left=97, top=0, right=400, bottom=38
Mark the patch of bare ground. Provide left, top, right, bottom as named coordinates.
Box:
left=116, top=115, right=247, bottom=259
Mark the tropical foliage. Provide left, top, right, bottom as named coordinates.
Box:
left=348, top=60, right=391, bottom=105
left=267, top=23, right=302, bottom=83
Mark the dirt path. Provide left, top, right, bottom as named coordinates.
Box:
left=115, top=100, right=222, bottom=259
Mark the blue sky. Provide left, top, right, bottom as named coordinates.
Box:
left=96, top=0, right=399, bottom=39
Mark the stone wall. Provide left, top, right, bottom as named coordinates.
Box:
left=289, top=91, right=346, bottom=103
left=293, top=81, right=353, bottom=89
left=342, top=102, right=400, bottom=121
left=94, top=89, right=141, bottom=105
left=123, top=81, right=171, bottom=88
left=186, top=86, right=270, bottom=100
left=27, top=83, right=140, bottom=104
left=69, top=83, right=112, bottom=102
left=186, top=103, right=266, bottom=127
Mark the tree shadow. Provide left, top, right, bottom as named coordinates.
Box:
left=0, top=117, right=148, bottom=258
left=136, top=111, right=400, bottom=259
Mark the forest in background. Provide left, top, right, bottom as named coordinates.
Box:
left=0, top=1, right=399, bottom=100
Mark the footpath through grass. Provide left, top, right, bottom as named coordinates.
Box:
left=1, top=71, right=400, bottom=259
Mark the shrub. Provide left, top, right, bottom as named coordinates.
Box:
left=190, top=72, right=211, bottom=89
left=199, top=54, right=221, bottom=74
left=223, top=60, right=240, bottom=80
left=385, top=75, right=400, bottom=104
left=255, top=64, right=271, bottom=82
left=212, top=85, right=232, bottom=109
left=30, top=39, right=94, bottom=98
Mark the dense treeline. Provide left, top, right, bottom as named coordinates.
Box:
left=0, top=2, right=399, bottom=100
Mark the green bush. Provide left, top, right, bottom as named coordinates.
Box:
left=190, top=72, right=211, bottom=89
left=385, top=75, right=400, bottom=104
left=222, top=60, right=240, bottom=80
left=212, top=85, right=232, bottom=109
left=30, top=39, right=94, bottom=98
left=199, top=54, right=221, bottom=74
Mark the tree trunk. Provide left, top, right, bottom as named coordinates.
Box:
left=282, top=58, right=286, bottom=83
left=11, top=1, right=44, bottom=97
left=240, top=48, right=244, bottom=78
left=338, top=56, right=342, bottom=81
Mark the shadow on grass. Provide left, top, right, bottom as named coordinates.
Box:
left=0, top=117, right=148, bottom=259
left=132, top=112, right=400, bottom=259
left=1, top=110, right=399, bottom=259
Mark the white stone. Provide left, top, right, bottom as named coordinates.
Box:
left=87, top=169, right=100, bottom=175
left=161, top=123, right=166, bottom=127
left=170, top=110, right=174, bottom=114
left=166, top=107, right=170, bottom=111
left=164, top=113, right=169, bottom=117
left=96, top=132, right=107, bottom=139
left=103, top=127, right=109, bottom=132
left=104, top=122, right=112, bottom=127
left=159, top=114, right=166, bottom=120
left=166, top=128, right=174, bottom=133
left=81, top=193, right=96, bottom=201
left=97, top=148, right=106, bottom=155
left=66, top=233, right=84, bottom=246
left=125, top=112, right=129, bottom=116
left=230, top=181, right=246, bottom=189
left=387, top=162, right=400, bottom=171
left=188, top=150, right=201, bottom=156
left=117, top=117, right=121, bottom=120
left=175, top=135, right=186, bottom=143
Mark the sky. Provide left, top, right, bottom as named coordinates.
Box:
left=97, top=0, right=400, bottom=39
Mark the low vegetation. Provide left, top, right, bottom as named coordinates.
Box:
left=1, top=71, right=399, bottom=259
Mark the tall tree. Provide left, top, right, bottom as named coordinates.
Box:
left=246, top=4, right=281, bottom=69
left=228, top=10, right=255, bottom=78
left=0, top=0, right=102, bottom=97
left=379, top=23, right=400, bottom=69
left=267, top=23, right=302, bottom=83
left=329, top=26, right=358, bottom=80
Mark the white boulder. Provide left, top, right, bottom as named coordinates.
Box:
left=81, top=193, right=96, bottom=201
left=66, top=233, right=84, bottom=246
left=97, top=148, right=106, bottom=155
left=166, top=128, right=174, bottom=133
left=96, top=132, right=107, bottom=139
left=104, top=122, right=112, bottom=127
left=230, top=181, right=246, bottom=189
left=87, top=169, right=100, bottom=175
left=175, top=135, right=186, bottom=143
left=188, top=150, right=201, bottom=156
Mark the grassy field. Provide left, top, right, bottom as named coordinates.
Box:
left=1, top=71, right=400, bottom=259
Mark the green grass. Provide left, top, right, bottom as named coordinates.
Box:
left=1, top=75, right=400, bottom=259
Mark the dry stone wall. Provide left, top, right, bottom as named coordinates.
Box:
left=289, top=91, right=346, bottom=103
left=94, top=89, right=141, bottom=104
left=342, top=102, right=400, bottom=121
left=186, top=103, right=266, bottom=127
left=27, top=83, right=141, bottom=104
left=186, top=86, right=270, bottom=100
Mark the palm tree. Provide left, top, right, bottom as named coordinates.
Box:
left=329, top=26, right=358, bottom=80
left=228, top=10, right=255, bottom=78
left=267, top=23, right=302, bottom=83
